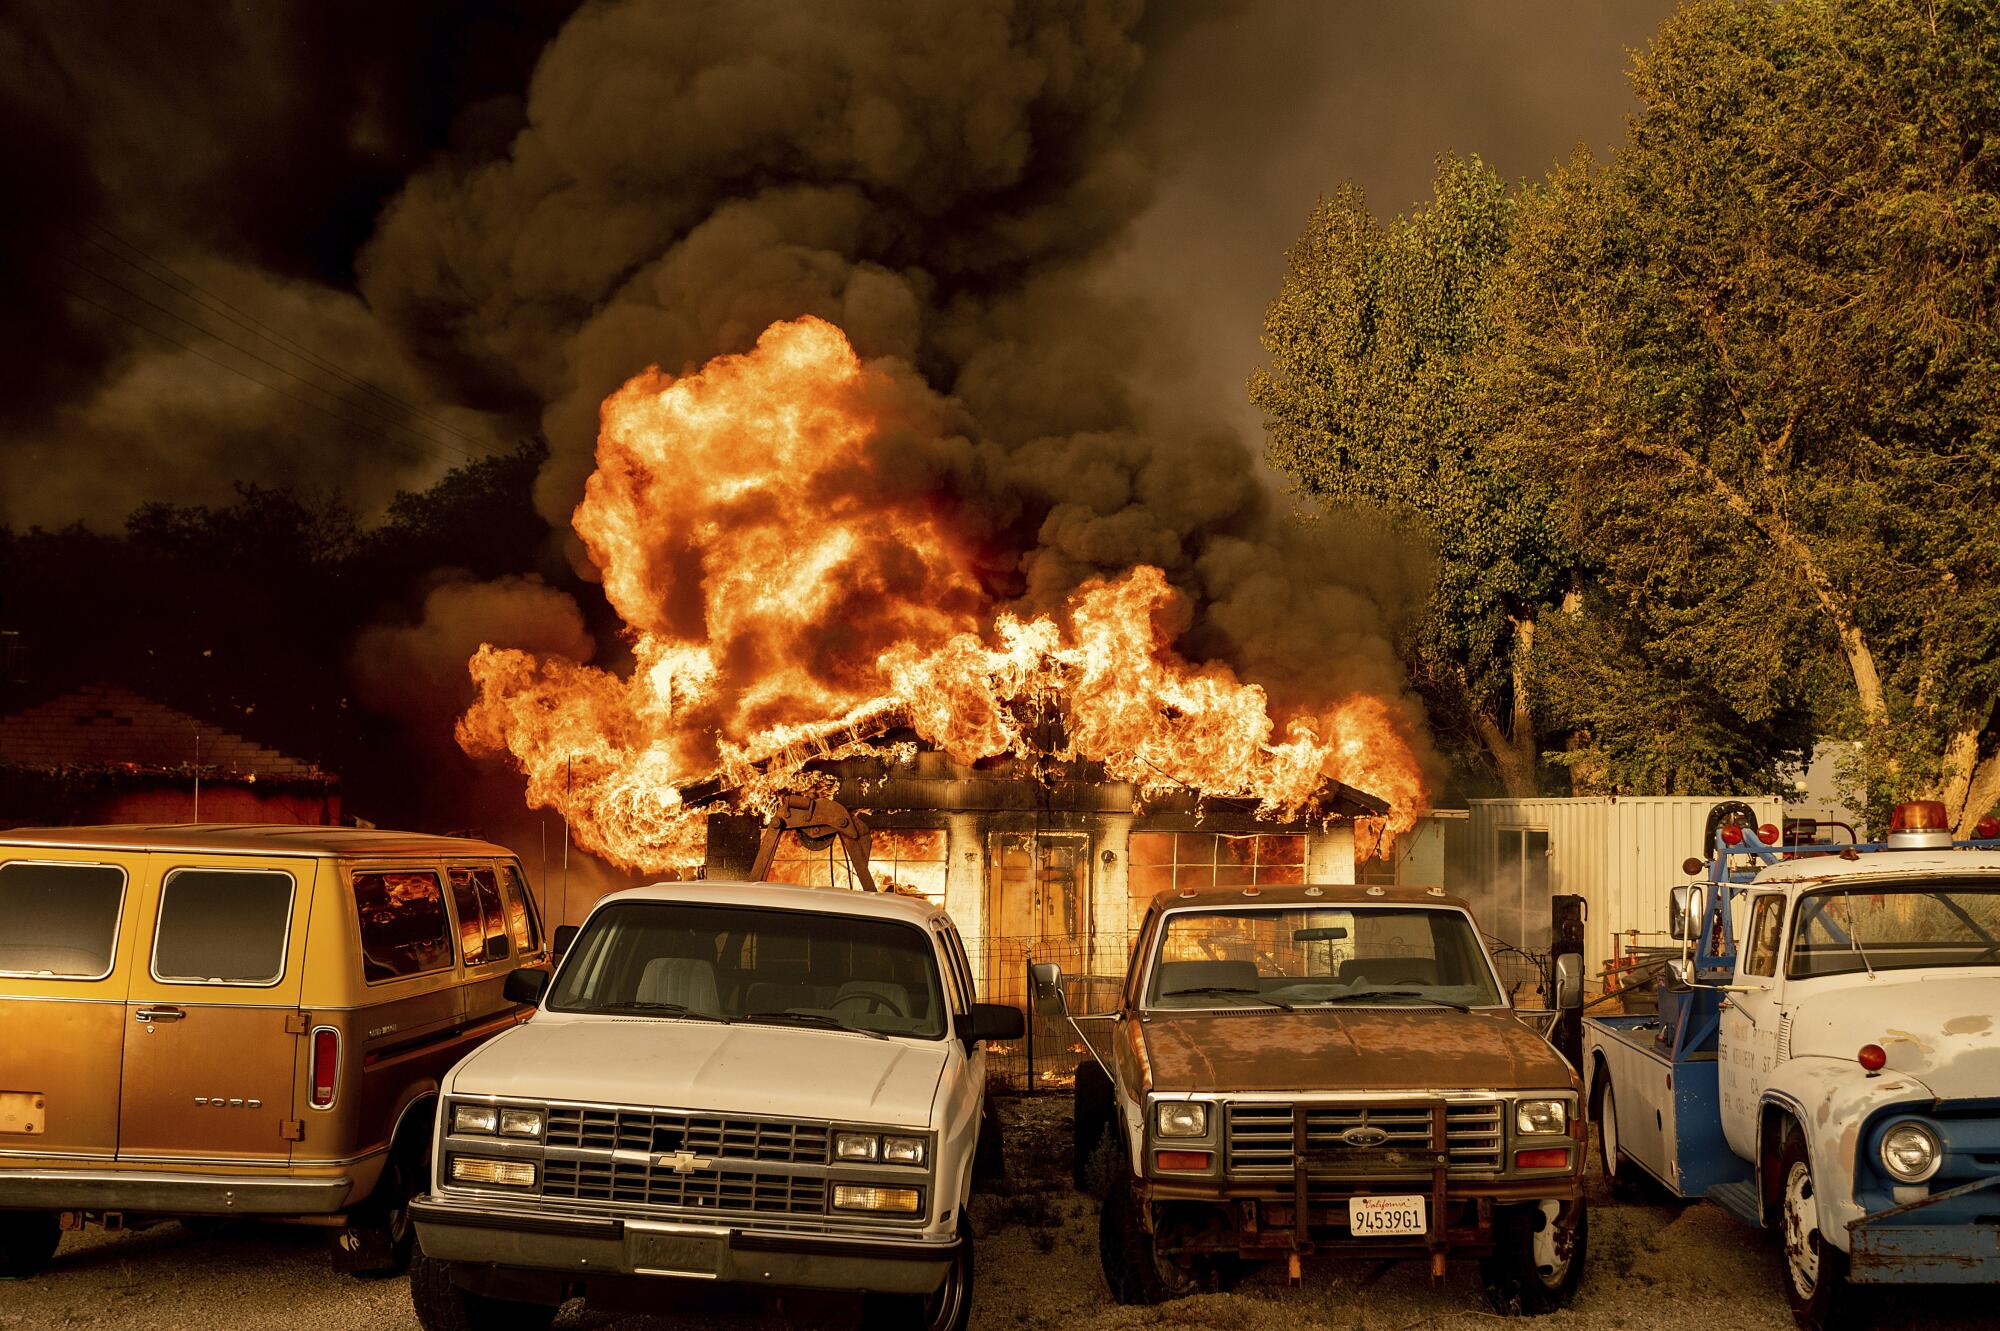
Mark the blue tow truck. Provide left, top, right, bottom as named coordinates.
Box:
left=1583, top=799, right=2000, bottom=1329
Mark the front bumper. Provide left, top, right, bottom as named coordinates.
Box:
left=0, top=1168, right=354, bottom=1215
left=411, top=1195, right=958, bottom=1296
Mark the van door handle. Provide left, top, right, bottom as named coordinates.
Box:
left=134, top=1006, right=186, bottom=1023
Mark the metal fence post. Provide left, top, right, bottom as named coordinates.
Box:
left=1023, top=951, right=1035, bottom=1090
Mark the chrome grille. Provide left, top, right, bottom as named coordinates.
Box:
left=544, top=1106, right=830, bottom=1165
left=1226, top=1100, right=1504, bottom=1176
left=542, top=1158, right=827, bottom=1216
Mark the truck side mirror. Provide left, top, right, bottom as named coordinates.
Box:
left=1668, top=886, right=1699, bottom=941
left=1030, top=961, right=1066, bottom=1016
left=552, top=924, right=579, bottom=957
left=503, top=966, right=551, bottom=1006
left=1554, top=952, right=1585, bottom=1010
left=963, top=1003, right=1025, bottom=1045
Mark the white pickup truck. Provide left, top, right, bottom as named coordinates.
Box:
left=1585, top=801, right=2000, bottom=1331
left=407, top=879, right=1022, bottom=1331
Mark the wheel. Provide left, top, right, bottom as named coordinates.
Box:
left=1073, top=1062, right=1113, bottom=1193
left=1480, top=1199, right=1587, bottom=1315
left=1777, top=1131, right=1850, bottom=1331
left=862, top=1217, right=972, bottom=1331
left=1591, top=1071, right=1645, bottom=1201
left=1098, top=1180, right=1199, bottom=1305
left=407, top=1250, right=557, bottom=1331
left=0, top=1210, right=61, bottom=1279
left=341, top=1136, right=425, bottom=1276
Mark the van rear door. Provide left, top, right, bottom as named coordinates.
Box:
left=117, top=855, right=316, bottom=1165
left=0, top=850, right=137, bottom=1160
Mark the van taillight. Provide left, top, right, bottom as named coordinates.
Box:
left=310, top=1027, right=340, bottom=1109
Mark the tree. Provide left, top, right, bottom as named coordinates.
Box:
left=1492, top=0, right=2000, bottom=828
left=1253, top=155, right=1572, bottom=796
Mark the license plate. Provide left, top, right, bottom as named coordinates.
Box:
left=628, top=1230, right=720, bottom=1277
left=1349, top=1194, right=1426, bottom=1237
left=0, top=1091, right=45, bottom=1135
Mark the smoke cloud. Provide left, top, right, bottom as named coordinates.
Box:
left=357, top=0, right=1429, bottom=746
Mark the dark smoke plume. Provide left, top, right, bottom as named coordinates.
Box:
left=359, top=0, right=1429, bottom=733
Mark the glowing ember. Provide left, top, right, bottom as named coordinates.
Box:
left=459, top=317, right=1424, bottom=873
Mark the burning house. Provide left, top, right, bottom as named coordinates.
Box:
left=452, top=316, right=1430, bottom=1042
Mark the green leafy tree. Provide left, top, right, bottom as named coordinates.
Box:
left=1492, top=0, right=2000, bottom=828
left=1253, top=155, right=1572, bottom=796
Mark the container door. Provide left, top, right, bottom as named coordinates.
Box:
left=0, top=852, right=138, bottom=1160
left=118, top=857, right=315, bottom=1165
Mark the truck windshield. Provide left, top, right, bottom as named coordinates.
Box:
left=1144, top=906, right=1504, bottom=1010
left=546, top=901, right=947, bottom=1039
left=1788, top=882, right=2000, bottom=978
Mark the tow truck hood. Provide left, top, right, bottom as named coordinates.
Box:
left=1789, top=973, right=2000, bottom=1101
left=447, top=1016, right=948, bottom=1128
left=1140, top=1007, right=1574, bottom=1094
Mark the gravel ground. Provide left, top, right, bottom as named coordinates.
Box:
left=2, top=1097, right=1987, bottom=1331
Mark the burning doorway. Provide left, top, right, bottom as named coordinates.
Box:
left=984, top=830, right=1094, bottom=1023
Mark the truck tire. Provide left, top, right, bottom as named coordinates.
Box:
left=863, top=1216, right=973, bottom=1331
left=1590, top=1070, right=1646, bottom=1201
left=1073, top=1062, right=1113, bottom=1193
left=1479, top=1199, right=1587, bottom=1315
left=341, top=1134, right=425, bottom=1277
left=0, top=1210, right=61, bottom=1278
left=1777, top=1132, right=1851, bottom=1331
left=407, top=1251, right=557, bottom=1331
left=1098, top=1180, right=1199, bottom=1305
left=973, top=1101, right=1007, bottom=1185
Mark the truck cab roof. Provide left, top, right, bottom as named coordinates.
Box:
left=1145, top=882, right=1475, bottom=913
left=1752, top=848, right=2000, bottom=888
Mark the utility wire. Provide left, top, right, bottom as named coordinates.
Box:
left=84, top=225, right=492, bottom=450
left=59, top=283, right=457, bottom=469
left=60, top=254, right=483, bottom=466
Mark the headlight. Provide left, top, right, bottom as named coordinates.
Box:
left=1515, top=1099, right=1568, bottom=1135
left=882, top=1135, right=927, bottom=1165
left=498, top=1107, right=544, bottom=1139
left=452, top=1103, right=499, bottom=1135
left=835, top=1132, right=880, bottom=1162
left=1155, top=1101, right=1209, bottom=1138
left=1880, top=1122, right=1941, bottom=1183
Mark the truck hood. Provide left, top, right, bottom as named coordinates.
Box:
left=447, top=1016, right=947, bottom=1128
left=1789, top=973, right=2000, bottom=1101
left=1140, top=1008, right=1574, bottom=1094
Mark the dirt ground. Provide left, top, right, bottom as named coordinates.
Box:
left=1, top=1096, right=1988, bottom=1331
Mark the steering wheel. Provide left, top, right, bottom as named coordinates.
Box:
left=838, top=991, right=909, bottom=1018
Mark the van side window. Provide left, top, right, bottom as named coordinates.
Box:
left=0, top=861, right=126, bottom=979
left=448, top=866, right=511, bottom=966
left=153, top=869, right=294, bottom=986
left=353, top=870, right=455, bottom=982
left=499, top=864, right=541, bottom=954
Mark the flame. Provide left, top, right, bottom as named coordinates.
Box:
left=459, top=317, right=1425, bottom=873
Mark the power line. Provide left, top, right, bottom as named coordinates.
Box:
left=84, top=225, right=493, bottom=451
left=59, top=283, right=458, bottom=470
left=59, top=254, right=483, bottom=466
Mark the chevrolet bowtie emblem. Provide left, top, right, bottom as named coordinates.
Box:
left=658, top=1149, right=713, bottom=1174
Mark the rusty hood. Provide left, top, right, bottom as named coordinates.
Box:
left=1139, top=1007, right=1575, bottom=1094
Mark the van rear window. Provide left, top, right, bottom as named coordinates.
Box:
left=0, top=862, right=126, bottom=978
left=153, top=869, right=294, bottom=985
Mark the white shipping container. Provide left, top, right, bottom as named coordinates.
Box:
left=1463, top=795, right=1782, bottom=988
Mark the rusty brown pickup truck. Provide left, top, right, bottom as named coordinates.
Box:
left=1033, top=882, right=1587, bottom=1315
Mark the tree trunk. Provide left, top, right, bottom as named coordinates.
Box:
left=1472, top=614, right=1540, bottom=798
left=1940, top=699, right=2000, bottom=833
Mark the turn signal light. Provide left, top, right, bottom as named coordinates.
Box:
left=832, top=1185, right=921, bottom=1214
left=1975, top=816, right=1999, bottom=840
left=450, top=1156, right=536, bottom=1187
left=1758, top=823, right=1781, bottom=846
left=1720, top=824, right=1744, bottom=846
left=1154, top=1150, right=1212, bottom=1172
left=1514, top=1148, right=1570, bottom=1170
left=1858, top=1043, right=1887, bottom=1072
